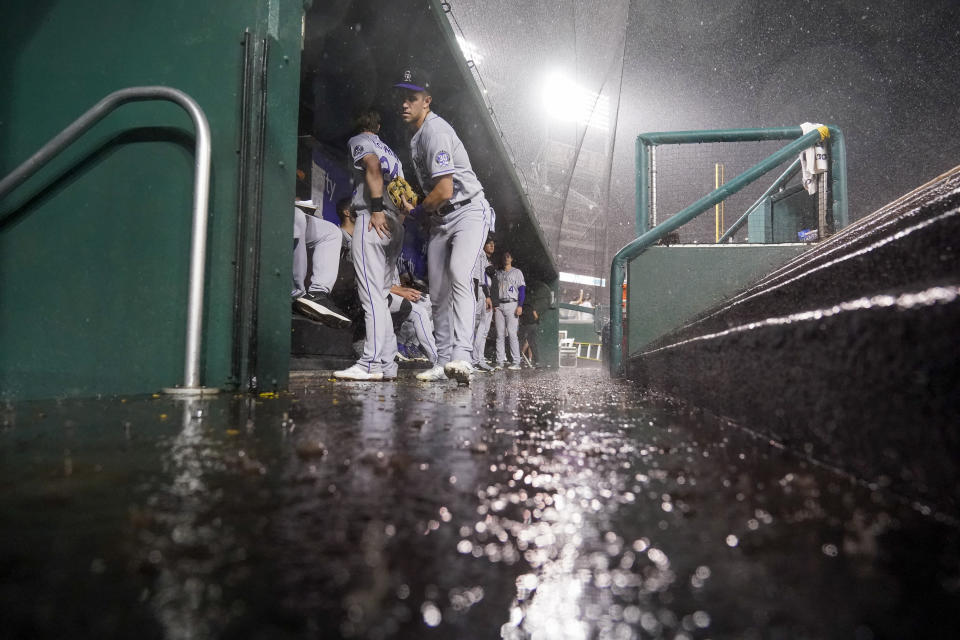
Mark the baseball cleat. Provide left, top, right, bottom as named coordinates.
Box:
left=474, top=361, right=494, bottom=373
left=333, top=364, right=383, bottom=381
left=416, top=365, right=447, bottom=382
left=507, top=364, right=522, bottom=371
left=444, top=360, right=473, bottom=385
left=295, top=292, right=351, bottom=328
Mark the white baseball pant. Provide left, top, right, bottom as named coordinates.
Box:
left=352, top=212, right=403, bottom=376
left=495, top=301, right=520, bottom=365
left=427, top=199, right=490, bottom=364
left=473, top=290, right=493, bottom=365
left=390, top=292, right=438, bottom=364
left=293, top=209, right=340, bottom=297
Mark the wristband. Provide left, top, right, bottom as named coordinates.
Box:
left=371, top=196, right=383, bottom=212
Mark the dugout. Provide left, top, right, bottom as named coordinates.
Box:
left=0, top=0, right=556, bottom=401
left=292, top=0, right=559, bottom=370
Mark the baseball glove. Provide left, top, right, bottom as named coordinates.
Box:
left=387, top=176, right=418, bottom=209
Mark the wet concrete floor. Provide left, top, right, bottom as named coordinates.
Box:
left=1, top=367, right=958, bottom=639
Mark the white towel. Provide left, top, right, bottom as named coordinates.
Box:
left=799, top=122, right=827, bottom=195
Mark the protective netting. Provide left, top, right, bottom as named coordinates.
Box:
left=441, top=0, right=960, bottom=303
left=649, top=140, right=803, bottom=243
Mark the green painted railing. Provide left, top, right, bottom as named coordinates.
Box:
left=612, top=125, right=847, bottom=375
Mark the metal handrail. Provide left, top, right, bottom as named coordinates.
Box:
left=611, top=126, right=842, bottom=375
left=0, top=86, right=216, bottom=395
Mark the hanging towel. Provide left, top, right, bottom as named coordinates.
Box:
left=799, top=122, right=827, bottom=195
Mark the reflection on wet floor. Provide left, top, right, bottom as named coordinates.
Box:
left=1, top=368, right=958, bottom=639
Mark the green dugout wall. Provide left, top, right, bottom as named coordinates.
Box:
left=0, top=0, right=305, bottom=400
left=0, top=0, right=558, bottom=400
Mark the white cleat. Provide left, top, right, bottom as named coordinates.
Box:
left=333, top=364, right=383, bottom=381
left=444, top=360, right=473, bottom=385
left=416, top=365, right=447, bottom=382
left=507, top=364, right=522, bottom=371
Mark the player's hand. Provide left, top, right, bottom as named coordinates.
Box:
left=485, top=297, right=492, bottom=311
left=515, top=305, right=523, bottom=318
left=399, top=194, right=415, bottom=213
left=533, top=310, right=539, bottom=321
left=369, top=210, right=391, bottom=239
left=399, top=287, right=421, bottom=302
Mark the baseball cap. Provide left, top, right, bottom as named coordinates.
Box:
left=294, top=199, right=319, bottom=210
left=395, top=68, right=431, bottom=93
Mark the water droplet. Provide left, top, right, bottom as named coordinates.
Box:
left=421, top=601, right=442, bottom=627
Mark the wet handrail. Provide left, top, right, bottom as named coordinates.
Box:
left=611, top=126, right=841, bottom=375
left=0, top=86, right=215, bottom=394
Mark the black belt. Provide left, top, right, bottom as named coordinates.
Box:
left=437, top=197, right=472, bottom=216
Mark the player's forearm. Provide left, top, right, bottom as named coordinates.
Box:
left=364, top=165, right=384, bottom=199
left=420, top=176, right=454, bottom=211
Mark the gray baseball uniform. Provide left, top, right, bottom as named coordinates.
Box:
left=471, top=251, right=494, bottom=365
left=389, top=266, right=438, bottom=364
left=349, top=131, right=405, bottom=377
left=410, top=112, right=491, bottom=365
left=495, top=267, right=525, bottom=365
left=292, top=207, right=341, bottom=297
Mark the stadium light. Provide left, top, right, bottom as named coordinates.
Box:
left=542, top=71, right=609, bottom=130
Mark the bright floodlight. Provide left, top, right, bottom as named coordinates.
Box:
left=542, top=71, right=609, bottom=130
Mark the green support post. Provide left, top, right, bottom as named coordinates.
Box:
left=636, top=136, right=650, bottom=234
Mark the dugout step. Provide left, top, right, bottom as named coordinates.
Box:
left=627, top=165, right=960, bottom=518
left=291, top=314, right=355, bottom=358
left=657, top=166, right=960, bottom=347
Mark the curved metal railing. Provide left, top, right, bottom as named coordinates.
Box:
left=0, top=86, right=215, bottom=394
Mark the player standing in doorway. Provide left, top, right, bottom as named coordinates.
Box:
left=396, top=69, right=491, bottom=385
left=471, top=236, right=497, bottom=372
left=494, top=250, right=525, bottom=370
left=334, top=110, right=406, bottom=381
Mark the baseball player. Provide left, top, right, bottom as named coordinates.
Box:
left=292, top=200, right=351, bottom=328
left=334, top=110, right=406, bottom=382
left=494, top=250, right=525, bottom=370
left=471, top=236, right=497, bottom=372
left=395, top=68, right=492, bottom=384
left=388, top=266, right=439, bottom=365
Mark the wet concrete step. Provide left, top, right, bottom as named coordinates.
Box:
left=661, top=166, right=960, bottom=344
left=629, top=167, right=960, bottom=518
left=291, top=314, right=355, bottom=358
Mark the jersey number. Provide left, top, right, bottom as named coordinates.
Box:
left=379, top=155, right=399, bottom=181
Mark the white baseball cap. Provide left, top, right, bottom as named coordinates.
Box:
left=295, top=199, right=319, bottom=210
